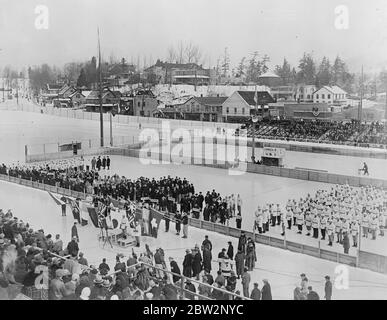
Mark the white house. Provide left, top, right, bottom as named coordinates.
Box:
left=221, top=90, right=275, bottom=122
left=313, top=85, right=348, bottom=106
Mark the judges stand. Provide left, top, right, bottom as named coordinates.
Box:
left=260, top=147, right=286, bottom=167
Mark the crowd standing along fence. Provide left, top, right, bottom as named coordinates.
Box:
left=0, top=172, right=386, bottom=275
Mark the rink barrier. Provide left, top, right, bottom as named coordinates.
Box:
left=251, top=139, right=387, bottom=160
left=186, top=217, right=371, bottom=272
left=102, top=147, right=387, bottom=189
left=0, top=172, right=384, bottom=274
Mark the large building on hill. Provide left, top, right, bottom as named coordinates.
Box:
left=144, top=60, right=215, bottom=85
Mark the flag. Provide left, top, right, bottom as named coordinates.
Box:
left=87, top=207, right=99, bottom=228
left=68, top=198, right=81, bottom=224
left=47, top=192, right=65, bottom=206
left=97, top=201, right=107, bottom=228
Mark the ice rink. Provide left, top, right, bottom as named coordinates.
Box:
left=1, top=105, right=387, bottom=299
left=1, top=180, right=387, bottom=300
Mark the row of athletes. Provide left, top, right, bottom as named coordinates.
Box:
left=253, top=204, right=386, bottom=247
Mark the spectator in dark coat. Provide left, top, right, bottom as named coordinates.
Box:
left=227, top=241, right=234, bottom=260
left=234, top=250, right=245, bottom=279
left=106, top=156, right=111, bottom=170
left=202, top=247, right=212, bottom=273
left=261, top=279, right=272, bottom=300
left=71, top=222, right=79, bottom=242
left=343, top=232, right=350, bottom=254
left=185, top=280, right=196, bottom=300
left=324, top=276, right=332, bottom=300
left=182, top=249, right=193, bottom=278
left=226, top=271, right=237, bottom=292
left=238, top=232, right=247, bottom=254
left=169, top=257, right=181, bottom=284
left=250, top=283, right=261, bottom=300
left=67, top=237, right=79, bottom=257
left=192, top=249, right=202, bottom=280
left=307, top=286, right=320, bottom=300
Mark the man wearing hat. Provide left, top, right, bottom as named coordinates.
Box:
left=181, top=211, right=189, bottom=239
left=227, top=241, right=234, bottom=260
left=324, top=276, right=332, bottom=300
left=184, top=279, right=196, bottom=300
left=307, top=286, right=320, bottom=300
left=67, top=236, right=79, bottom=257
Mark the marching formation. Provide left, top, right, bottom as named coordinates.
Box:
left=255, top=184, right=387, bottom=253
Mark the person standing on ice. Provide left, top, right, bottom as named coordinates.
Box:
left=91, top=157, right=96, bottom=171
left=182, top=211, right=189, bottom=239
left=236, top=213, right=242, bottom=229
left=296, top=209, right=304, bottom=234
left=237, top=194, right=242, bottom=216
left=276, top=204, right=282, bottom=225
left=241, top=267, right=251, bottom=298
left=245, top=238, right=256, bottom=271
left=71, top=221, right=79, bottom=242
left=286, top=206, right=293, bottom=230
left=96, top=156, right=101, bottom=171
left=342, top=232, right=350, bottom=254
left=102, top=156, right=106, bottom=170
left=350, top=220, right=359, bottom=247
left=106, top=156, right=111, bottom=170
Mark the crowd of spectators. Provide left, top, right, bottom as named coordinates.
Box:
left=0, top=158, right=242, bottom=229
left=239, top=120, right=387, bottom=147
left=0, top=205, right=269, bottom=300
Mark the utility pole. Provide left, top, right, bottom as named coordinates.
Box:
left=98, top=28, right=104, bottom=147
left=194, top=66, right=197, bottom=92
left=358, top=65, right=363, bottom=124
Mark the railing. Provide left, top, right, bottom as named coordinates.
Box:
left=1, top=172, right=386, bottom=275
left=188, top=217, right=387, bottom=274
left=141, top=262, right=250, bottom=300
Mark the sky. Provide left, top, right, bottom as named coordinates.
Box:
left=1, top=0, right=387, bottom=73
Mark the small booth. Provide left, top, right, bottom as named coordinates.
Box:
left=261, top=147, right=285, bottom=167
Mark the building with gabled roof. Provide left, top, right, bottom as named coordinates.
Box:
left=313, top=85, right=348, bottom=106
left=222, top=90, right=275, bottom=122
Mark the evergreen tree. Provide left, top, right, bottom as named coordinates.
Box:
left=77, top=68, right=87, bottom=87
left=316, top=56, right=332, bottom=87
left=296, top=52, right=316, bottom=85
left=275, top=58, right=293, bottom=85
left=236, top=57, right=246, bottom=78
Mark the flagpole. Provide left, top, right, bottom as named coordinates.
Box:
left=98, top=27, right=104, bottom=147
left=252, top=85, right=258, bottom=162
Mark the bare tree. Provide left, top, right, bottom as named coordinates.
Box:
left=221, top=47, right=230, bottom=77
left=177, top=40, right=185, bottom=64
left=166, top=45, right=177, bottom=63
left=185, top=42, right=202, bottom=64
